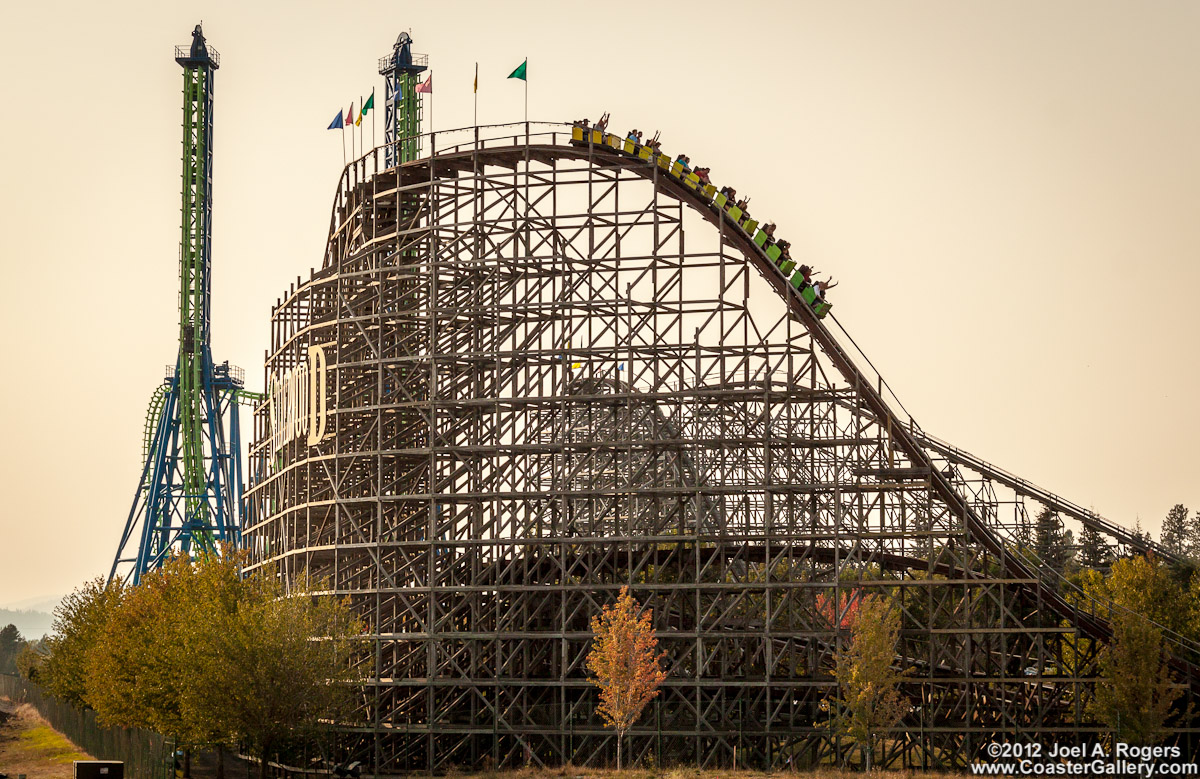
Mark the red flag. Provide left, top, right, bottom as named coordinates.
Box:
left=344, top=103, right=354, bottom=127
left=416, top=75, right=433, bottom=94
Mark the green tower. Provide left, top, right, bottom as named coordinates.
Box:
left=379, top=32, right=427, bottom=166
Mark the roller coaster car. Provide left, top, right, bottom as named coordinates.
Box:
left=792, top=278, right=832, bottom=319
left=569, top=124, right=832, bottom=320
left=569, top=126, right=606, bottom=145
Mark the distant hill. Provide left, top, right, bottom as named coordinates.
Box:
left=0, top=609, right=55, bottom=640
left=1, top=594, right=64, bottom=613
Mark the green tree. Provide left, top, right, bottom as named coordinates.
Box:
left=585, top=586, right=667, bottom=770
left=1085, top=555, right=1187, bottom=635
left=83, top=553, right=241, bottom=776
left=16, top=641, right=46, bottom=681
left=42, top=578, right=125, bottom=706
left=1087, top=608, right=1180, bottom=745
left=42, top=554, right=360, bottom=779
left=1131, top=519, right=1153, bottom=549
left=188, top=568, right=363, bottom=779
left=77, top=553, right=359, bottom=779
left=0, top=623, right=24, bottom=674
left=824, top=593, right=910, bottom=770
left=1161, top=504, right=1189, bottom=557
left=1033, top=507, right=1070, bottom=577
left=1183, top=507, right=1200, bottom=559
left=1078, top=525, right=1112, bottom=571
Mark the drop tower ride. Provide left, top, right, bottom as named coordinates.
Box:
left=111, top=25, right=253, bottom=584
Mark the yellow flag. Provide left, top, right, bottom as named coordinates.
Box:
left=474, top=62, right=478, bottom=94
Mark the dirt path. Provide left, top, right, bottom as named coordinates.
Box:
left=0, top=697, right=93, bottom=778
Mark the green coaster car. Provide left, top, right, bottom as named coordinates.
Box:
left=791, top=275, right=832, bottom=319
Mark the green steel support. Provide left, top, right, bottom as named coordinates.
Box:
left=379, top=32, right=427, bottom=167
left=178, top=59, right=213, bottom=550
left=395, top=72, right=422, bottom=163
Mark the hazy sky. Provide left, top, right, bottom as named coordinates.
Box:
left=1, top=1, right=1196, bottom=607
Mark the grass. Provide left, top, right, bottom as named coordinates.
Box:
left=0, top=699, right=950, bottom=779
left=0, top=699, right=94, bottom=778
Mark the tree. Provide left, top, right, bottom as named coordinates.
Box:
left=77, top=552, right=360, bottom=779
left=1087, top=608, right=1180, bottom=745
left=41, top=554, right=361, bottom=779
left=823, top=593, right=910, bottom=770
left=42, top=578, right=125, bottom=707
left=817, top=589, right=862, bottom=630
left=585, top=586, right=666, bottom=770
left=83, top=553, right=239, bottom=777
left=188, top=567, right=362, bottom=779
left=1033, top=507, right=1071, bottom=577
left=1079, top=524, right=1113, bottom=571
left=1186, top=508, right=1200, bottom=559
left=1086, top=555, right=1186, bottom=636
left=1131, top=519, right=1153, bottom=549
left=16, top=641, right=46, bottom=681
left=0, top=624, right=24, bottom=675
left=1161, top=504, right=1189, bottom=557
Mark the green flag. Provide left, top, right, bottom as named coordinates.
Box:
left=507, top=59, right=527, bottom=81
left=362, top=92, right=374, bottom=113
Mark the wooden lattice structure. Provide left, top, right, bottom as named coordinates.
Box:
left=244, top=123, right=1198, bottom=773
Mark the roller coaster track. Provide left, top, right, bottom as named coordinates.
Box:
left=912, top=428, right=1182, bottom=564
left=141, top=385, right=169, bottom=466
left=142, top=384, right=259, bottom=477
left=334, top=121, right=1196, bottom=663
left=538, top=133, right=1115, bottom=634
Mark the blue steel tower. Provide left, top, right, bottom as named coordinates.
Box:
left=111, top=25, right=254, bottom=584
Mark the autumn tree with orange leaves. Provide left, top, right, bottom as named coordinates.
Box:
left=585, top=586, right=667, bottom=770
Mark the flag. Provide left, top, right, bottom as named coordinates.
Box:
left=327, top=110, right=344, bottom=130
left=355, top=101, right=363, bottom=126
left=507, top=59, right=527, bottom=81
left=345, top=103, right=354, bottom=127
left=362, top=91, right=375, bottom=114
left=393, top=90, right=403, bottom=103
left=416, top=74, right=433, bottom=94
left=473, top=62, right=478, bottom=93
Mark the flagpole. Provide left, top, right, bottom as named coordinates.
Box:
left=371, top=87, right=376, bottom=155
left=342, top=123, right=347, bottom=168
left=359, top=94, right=363, bottom=160
left=474, top=62, right=478, bottom=128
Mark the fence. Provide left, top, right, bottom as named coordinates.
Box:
left=0, top=674, right=175, bottom=779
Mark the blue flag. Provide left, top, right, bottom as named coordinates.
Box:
left=327, top=110, right=343, bottom=130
